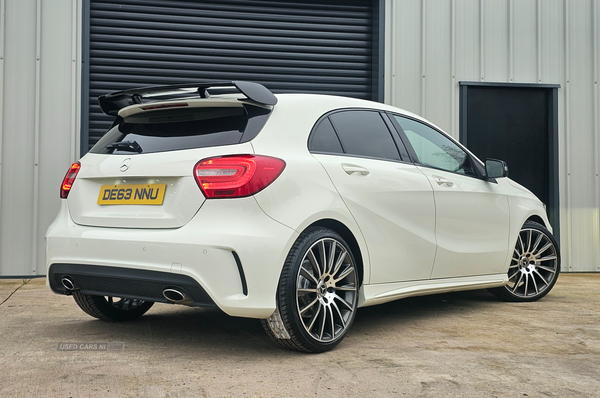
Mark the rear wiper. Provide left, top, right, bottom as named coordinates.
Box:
left=107, top=140, right=143, bottom=153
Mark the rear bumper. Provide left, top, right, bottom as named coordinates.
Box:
left=46, top=198, right=298, bottom=319
left=48, top=263, right=216, bottom=307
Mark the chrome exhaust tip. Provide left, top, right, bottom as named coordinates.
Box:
left=163, top=288, right=193, bottom=306
left=61, top=276, right=77, bottom=291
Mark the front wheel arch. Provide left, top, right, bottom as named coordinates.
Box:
left=525, top=215, right=547, bottom=230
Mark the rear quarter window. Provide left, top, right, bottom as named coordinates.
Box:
left=329, top=110, right=401, bottom=161
left=308, top=118, right=344, bottom=154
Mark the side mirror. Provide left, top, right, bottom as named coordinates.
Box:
left=485, top=159, right=509, bottom=179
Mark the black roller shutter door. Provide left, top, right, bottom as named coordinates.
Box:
left=83, top=0, right=381, bottom=152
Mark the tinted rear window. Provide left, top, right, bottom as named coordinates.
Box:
left=90, top=107, right=249, bottom=155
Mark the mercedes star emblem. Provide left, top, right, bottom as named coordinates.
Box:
left=120, top=158, right=132, bottom=172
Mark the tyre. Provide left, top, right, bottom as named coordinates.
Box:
left=262, top=227, right=359, bottom=353
left=73, top=291, right=154, bottom=321
left=489, top=221, right=560, bottom=302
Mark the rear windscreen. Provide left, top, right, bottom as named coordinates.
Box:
left=89, top=107, right=249, bottom=155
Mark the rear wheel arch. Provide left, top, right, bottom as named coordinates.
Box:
left=308, top=219, right=364, bottom=286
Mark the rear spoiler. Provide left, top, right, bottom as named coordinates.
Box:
left=98, top=81, right=278, bottom=116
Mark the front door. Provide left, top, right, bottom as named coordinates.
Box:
left=392, top=115, right=511, bottom=278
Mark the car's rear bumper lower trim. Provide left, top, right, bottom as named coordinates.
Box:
left=48, top=263, right=216, bottom=307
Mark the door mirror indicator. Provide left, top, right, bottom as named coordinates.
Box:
left=485, top=159, right=509, bottom=179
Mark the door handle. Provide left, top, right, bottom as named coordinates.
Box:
left=433, top=176, right=454, bottom=187
left=342, top=163, right=370, bottom=176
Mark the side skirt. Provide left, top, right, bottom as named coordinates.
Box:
left=358, top=273, right=508, bottom=307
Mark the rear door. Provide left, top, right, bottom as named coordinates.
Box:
left=310, top=110, right=437, bottom=284
left=391, top=115, right=511, bottom=278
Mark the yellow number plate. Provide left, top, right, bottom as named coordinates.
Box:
left=97, top=184, right=167, bottom=205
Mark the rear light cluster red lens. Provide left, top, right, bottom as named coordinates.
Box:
left=60, top=162, right=81, bottom=199
left=194, top=155, right=285, bottom=198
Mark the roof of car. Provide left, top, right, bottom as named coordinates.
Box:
left=272, top=93, right=436, bottom=129
left=115, top=91, right=443, bottom=138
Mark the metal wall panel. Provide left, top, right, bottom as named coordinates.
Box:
left=36, top=1, right=81, bottom=276
left=386, top=0, right=600, bottom=272
left=512, top=0, right=537, bottom=82
left=482, top=0, right=509, bottom=82
left=454, top=0, right=480, bottom=82
left=0, top=0, right=79, bottom=277
left=566, top=0, right=597, bottom=271
left=0, top=0, right=5, bottom=274
left=84, top=0, right=377, bottom=151
left=452, top=0, right=480, bottom=136
left=386, top=0, right=421, bottom=115
left=424, top=0, right=452, bottom=128
left=0, top=0, right=37, bottom=277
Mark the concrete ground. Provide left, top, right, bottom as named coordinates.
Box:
left=0, top=274, right=598, bottom=398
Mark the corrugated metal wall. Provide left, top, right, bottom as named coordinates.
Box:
left=385, top=0, right=600, bottom=272
left=0, top=0, right=80, bottom=277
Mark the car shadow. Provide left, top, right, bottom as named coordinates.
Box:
left=351, top=288, right=500, bottom=332
left=49, top=289, right=501, bottom=356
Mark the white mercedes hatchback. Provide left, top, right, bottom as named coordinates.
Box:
left=46, top=81, right=560, bottom=352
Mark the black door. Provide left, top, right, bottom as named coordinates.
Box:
left=459, top=82, right=560, bottom=240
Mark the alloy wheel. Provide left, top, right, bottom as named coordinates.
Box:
left=295, top=238, right=358, bottom=343
left=506, top=227, right=559, bottom=298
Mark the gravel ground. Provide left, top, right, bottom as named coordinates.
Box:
left=0, top=273, right=598, bottom=398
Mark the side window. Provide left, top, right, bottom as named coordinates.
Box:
left=308, top=118, right=343, bottom=154
left=329, top=111, right=401, bottom=161
left=394, top=116, right=474, bottom=175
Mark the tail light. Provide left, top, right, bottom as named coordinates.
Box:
left=60, top=162, right=81, bottom=199
left=194, top=155, right=285, bottom=198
